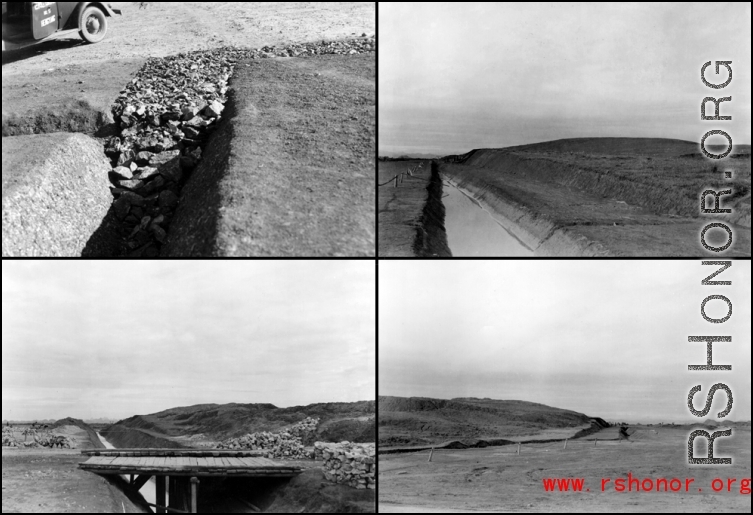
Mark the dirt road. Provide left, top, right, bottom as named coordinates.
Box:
left=2, top=2, right=376, bottom=134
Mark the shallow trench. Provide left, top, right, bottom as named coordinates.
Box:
left=441, top=178, right=534, bottom=257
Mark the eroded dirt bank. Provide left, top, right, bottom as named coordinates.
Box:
left=100, top=424, right=186, bottom=449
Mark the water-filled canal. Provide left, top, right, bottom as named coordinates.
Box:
left=442, top=180, right=533, bottom=256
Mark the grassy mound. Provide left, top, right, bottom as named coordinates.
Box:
left=105, top=401, right=375, bottom=446
left=380, top=396, right=591, bottom=447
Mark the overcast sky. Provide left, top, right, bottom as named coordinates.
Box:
left=2, top=261, right=375, bottom=422
left=380, top=2, right=752, bottom=156
left=379, top=260, right=751, bottom=423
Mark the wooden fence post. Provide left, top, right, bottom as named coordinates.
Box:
left=517, top=442, right=521, bottom=455
left=428, top=448, right=434, bottom=462
left=564, top=439, right=568, bottom=450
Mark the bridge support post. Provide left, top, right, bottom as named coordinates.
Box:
left=156, top=476, right=166, bottom=514
left=169, top=476, right=191, bottom=512
left=191, top=477, right=200, bottom=513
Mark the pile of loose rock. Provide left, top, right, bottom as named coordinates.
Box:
left=217, top=430, right=309, bottom=459
left=2, top=434, right=19, bottom=447
left=103, top=36, right=376, bottom=257
left=36, top=435, right=72, bottom=449
left=315, top=441, right=376, bottom=490
left=7, top=433, right=72, bottom=449
left=288, top=416, right=320, bottom=443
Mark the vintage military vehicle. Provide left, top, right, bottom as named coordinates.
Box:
left=2, top=2, right=121, bottom=51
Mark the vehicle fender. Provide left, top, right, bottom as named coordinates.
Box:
left=62, top=2, right=120, bottom=31
left=88, top=2, right=121, bottom=17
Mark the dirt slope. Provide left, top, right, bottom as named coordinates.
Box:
left=163, top=53, right=375, bottom=257
left=52, top=417, right=105, bottom=449
left=439, top=138, right=751, bottom=256
left=183, top=469, right=375, bottom=513
left=106, top=401, right=376, bottom=446
left=379, top=396, right=592, bottom=447
left=460, top=138, right=750, bottom=225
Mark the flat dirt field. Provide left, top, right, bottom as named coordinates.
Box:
left=2, top=448, right=141, bottom=513
left=379, top=427, right=751, bottom=513
left=378, top=160, right=433, bottom=256
left=2, top=2, right=376, bottom=134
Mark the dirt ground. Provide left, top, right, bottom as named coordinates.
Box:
left=1, top=448, right=142, bottom=513
left=164, top=53, right=375, bottom=257
left=379, top=427, right=751, bottom=513
left=378, top=160, right=433, bottom=256
left=2, top=2, right=376, bottom=134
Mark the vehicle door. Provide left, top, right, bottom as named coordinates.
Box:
left=32, top=2, right=59, bottom=40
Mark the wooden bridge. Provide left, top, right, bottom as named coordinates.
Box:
left=79, top=449, right=303, bottom=513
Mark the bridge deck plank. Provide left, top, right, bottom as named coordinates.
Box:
left=78, top=454, right=302, bottom=477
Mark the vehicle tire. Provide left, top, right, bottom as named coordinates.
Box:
left=79, top=6, right=108, bottom=44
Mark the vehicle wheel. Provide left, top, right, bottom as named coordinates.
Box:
left=79, top=6, right=108, bottom=44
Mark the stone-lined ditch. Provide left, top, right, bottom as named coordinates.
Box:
left=101, top=36, right=375, bottom=257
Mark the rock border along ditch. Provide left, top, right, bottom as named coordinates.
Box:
left=103, top=36, right=376, bottom=257
left=315, top=441, right=376, bottom=490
